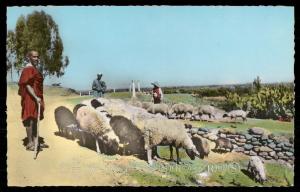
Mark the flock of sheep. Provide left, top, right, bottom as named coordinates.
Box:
left=129, top=100, right=249, bottom=122
left=54, top=98, right=266, bottom=184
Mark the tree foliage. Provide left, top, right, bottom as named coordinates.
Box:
left=253, top=76, right=262, bottom=92
left=7, top=30, right=16, bottom=72
left=8, top=10, right=69, bottom=77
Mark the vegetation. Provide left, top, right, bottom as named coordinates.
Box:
left=223, top=85, right=294, bottom=120
left=188, top=119, right=293, bottom=137
left=7, top=10, right=69, bottom=77
left=207, top=160, right=294, bottom=186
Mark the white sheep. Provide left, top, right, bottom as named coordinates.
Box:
left=168, top=103, right=194, bottom=119
left=74, top=104, right=120, bottom=155
left=223, top=109, right=249, bottom=122
left=146, top=103, right=169, bottom=116
left=247, top=156, right=267, bottom=183
left=141, top=101, right=153, bottom=110
left=143, top=118, right=200, bottom=165
left=193, top=105, right=217, bottom=119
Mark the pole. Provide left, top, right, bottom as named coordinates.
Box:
left=34, top=102, right=40, bottom=159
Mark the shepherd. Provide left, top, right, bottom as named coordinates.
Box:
left=151, top=81, right=164, bottom=104
left=18, top=50, right=49, bottom=153
left=92, top=73, right=107, bottom=98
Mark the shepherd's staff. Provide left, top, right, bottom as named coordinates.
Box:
left=34, top=102, right=41, bottom=159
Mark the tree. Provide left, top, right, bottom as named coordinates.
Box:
left=11, top=11, right=69, bottom=78
left=7, top=30, right=16, bottom=81
left=253, top=76, right=262, bottom=92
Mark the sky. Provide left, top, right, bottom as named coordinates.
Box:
left=6, top=6, right=294, bottom=90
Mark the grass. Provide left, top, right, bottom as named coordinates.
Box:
left=129, top=171, right=176, bottom=186
left=188, top=118, right=293, bottom=137
left=206, top=160, right=294, bottom=187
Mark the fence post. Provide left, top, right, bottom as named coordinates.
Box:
left=132, top=80, right=136, bottom=98
left=137, top=80, right=141, bottom=92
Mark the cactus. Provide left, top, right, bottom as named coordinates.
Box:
left=225, top=85, right=294, bottom=120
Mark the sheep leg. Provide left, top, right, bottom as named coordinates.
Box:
left=176, top=147, right=181, bottom=164
left=81, top=132, right=86, bottom=146
left=247, top=162, right=251, bottom=173
left=147, top=148, right=153, bottom=165
left=95, top=138, right=101, bottom=154
left=153, top=146, right=160, bottom=160
left=169, top=145, right=174, bottom=161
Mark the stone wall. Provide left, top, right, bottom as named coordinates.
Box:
left=188, top=127, right=294, bottom=166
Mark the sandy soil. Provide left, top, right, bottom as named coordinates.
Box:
left=7, top=86, right=248, bottom=186
left=7, top=87, right=132, bottom=186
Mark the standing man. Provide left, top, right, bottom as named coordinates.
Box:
left=151, top=81, right=164, bottom=104
left=92, top=73, right=107, bottom=98
left=18, top=50, right=48, bottom=151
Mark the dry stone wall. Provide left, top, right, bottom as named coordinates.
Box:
left=187, top=127, right=294, bottom=166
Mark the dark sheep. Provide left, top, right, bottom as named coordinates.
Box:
left=191, top=135, right=210, bottom=159
left=54, top=106, right=79, bottom=139
left=109, top=115, right=146, bottom=158
left=214, top=137, right=233, bottom=152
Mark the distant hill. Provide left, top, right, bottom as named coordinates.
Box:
left=7, top=82, right=79, bottom=96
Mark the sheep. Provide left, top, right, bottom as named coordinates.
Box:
left=141, top=101, right=153, bottom=110
left=247, top=156, right=267, bottom=183
left=223, top=110, right=249, bottom=122
left=73, top=104, right=120, bottom=155
left=193, top=105, right=217, bottom=119
left=143, top=118, right=200, bottom=165
left=127, top=98, right=143, bottom=108
left=191, top=135, right=210, bottom=159
left=146, top=103, right=169, bottom=116
left=214, top=137, right=233, bottom=152
left=168, top=103, right=194, bottom=118
left=184, top=123, right=193, bottom=129
left=109, top=115, right=145, bottom=158
left=54, top=106, right=79, bottom=139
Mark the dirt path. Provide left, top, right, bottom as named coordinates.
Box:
left=7, top=87, right=133, bottom=186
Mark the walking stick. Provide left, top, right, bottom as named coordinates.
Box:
left=34, top=102, right=40, bottom=160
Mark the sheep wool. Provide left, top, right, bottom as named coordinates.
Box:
left=75, top=105, right=111, bottom=136
left=146, top=103, right=169, bottom=115
left=226, top=109, right=248, bottom=121
left=168, top=103, right=194, bottom=115
left=247, top=156, right=267, bottom=183
left=191, top=135, right=210, bottom=159
left=143, top=119, right=196, bottom=150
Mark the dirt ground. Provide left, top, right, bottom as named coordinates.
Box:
left=7, top=86, right=131, bottom=186
left=7, top=86, right=248, bottom=186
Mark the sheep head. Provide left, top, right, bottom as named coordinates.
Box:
left=185, top=146, right=200, bottom=160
